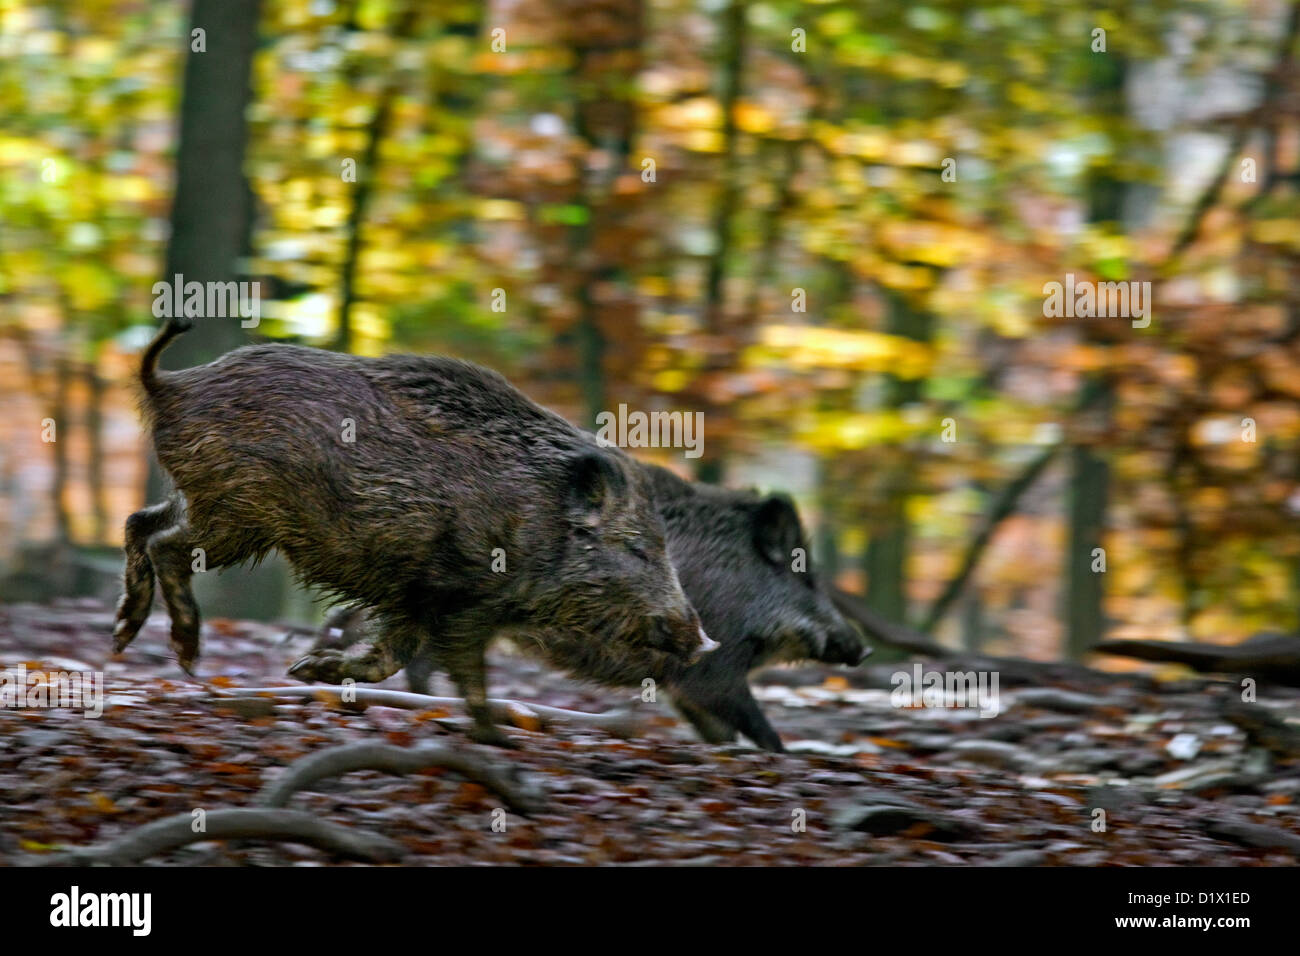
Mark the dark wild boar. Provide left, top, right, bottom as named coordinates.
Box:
left=320, top=463, right=869, bottom=751
left=644, top=465, right=869, bottom=751
left=113, top=317, right=713, bottom=745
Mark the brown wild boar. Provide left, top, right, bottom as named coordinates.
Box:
left=114, top=317, right=714, bottom=745
left=319, top=463, right=870, bottom=751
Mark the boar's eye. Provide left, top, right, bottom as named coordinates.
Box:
left=625, top=534, right=650, bottom=562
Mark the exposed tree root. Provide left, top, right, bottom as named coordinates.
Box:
left=35, top=808, right=405, bottom=865
left=257, top=740, right=546, bottom=815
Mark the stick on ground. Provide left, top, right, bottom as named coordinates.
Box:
left=212, top=685, right=641, bottom=736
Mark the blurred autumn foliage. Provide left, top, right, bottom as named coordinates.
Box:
left=3, top=0, right=1300, bottom=656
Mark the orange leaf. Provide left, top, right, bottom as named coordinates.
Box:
left=88, top=792, right=117, bottom=813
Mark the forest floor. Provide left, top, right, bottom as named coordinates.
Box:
left=2, top=598, right=1299, bottom=866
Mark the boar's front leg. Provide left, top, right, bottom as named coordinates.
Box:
left=288, top=614, right=421, bottom=685
left=670, top=692, right=738, bottom=744
left=669, top=640, right=786, bottom=752
left=306, top=608, right=438, bottom=695
left=405, top=653, right=435, bottom=695
left=437, top=633, right=510, bottom=748
left=671, top=681, right=785, bottom=752
left=718, top=684, right=786, bottom=753
left=113, top=499, right=178, bottom=653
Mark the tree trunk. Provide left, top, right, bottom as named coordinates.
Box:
left=562, top=0, right=644, bottom=430
left=1065, top=441, right=1110, bottom=658
left=148, top=0, right=287, bottom=621
left=334, top=4, right=418, bottom=352
left=1065, top=53, right=1126, bottom=659
left=50, top=352, right=73, bottom=546
left=693, top=0, right=748, bottom=484
left=159, top=0, right=263, bottom=375
left=961, top=591, right=984, bottom=653
left=865, top=290, right=932, bottom=625
left=85, top=361, right=108, bottom=545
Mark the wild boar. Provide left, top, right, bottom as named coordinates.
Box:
left=113, top=317, right=713, bottom=745
left=318, top=463, right=869, bottom=751
left=643, top=465, right=869, bottom=751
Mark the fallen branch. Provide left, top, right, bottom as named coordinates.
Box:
left=211, top=685, right=641, bottom=736
left=257, top=741, right=545, bottom=815
left=34, top=808, right=405, bottom=866
left=1096, top=633, right=1300, bottom=687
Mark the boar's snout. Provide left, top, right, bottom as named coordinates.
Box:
left=823, top=625, right=872, bottom=667
left=692, top=626, right=720, bottom=661
left=647, top=606, right=714, bottom=662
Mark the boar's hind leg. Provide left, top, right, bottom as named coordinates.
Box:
left=113, top=501, right=176, bottom=652
left=145, top=521, right=202, bottom=675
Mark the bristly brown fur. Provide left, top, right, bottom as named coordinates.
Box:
left=337, top=462, right=869, bottom=751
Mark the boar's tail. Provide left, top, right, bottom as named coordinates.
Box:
left=139, top=316, right=192, bottom=395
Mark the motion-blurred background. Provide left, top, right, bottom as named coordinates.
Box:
left=2, top=0, right=1299, bottom=659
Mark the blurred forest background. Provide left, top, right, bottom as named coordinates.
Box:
left=2, top=0, right=1300, bottom=661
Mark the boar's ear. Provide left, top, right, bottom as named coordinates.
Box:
left=752, top=494, right=802, bottom=567
left=566, top=451, right=627, bottom=517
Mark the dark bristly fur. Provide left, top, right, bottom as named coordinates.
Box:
left=644, top=465, right=869, bottom=751
left=115, top=320, right=709, bottom=745
left=326, top=463, right=870, bottom=752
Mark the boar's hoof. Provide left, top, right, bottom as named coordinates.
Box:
left=111, top=615, right=140, bottom=654
left=171, top=634, right=200, bottom=675
left=288, top=650, right=347, bottom=685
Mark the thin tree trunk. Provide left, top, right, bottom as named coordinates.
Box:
left=746, top=136, right=801, bottom=319
left=702, top=0, right=747, bottom=331
left=50, top=351, right=73, bottom=546
left=563, top=0, right=644, bottom=429
left=85, top=361, right=108, bottom=544
left=693, top=0, right=748, bottom=484
left=865, top=290, right=932, bottom=625
left=961, top=591, right=984, bottom=653
left=1065, top=50, right=1126, bottom=659
left=334, top=5, right=418, bottom=352
left=148, top=0, right=286, bottom=621
left=159, top=0, right=263, bottom=374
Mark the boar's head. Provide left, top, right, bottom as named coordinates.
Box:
left=518, top=450, right=714, bottom=685
left=654, top=478, right=869, bottom=669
